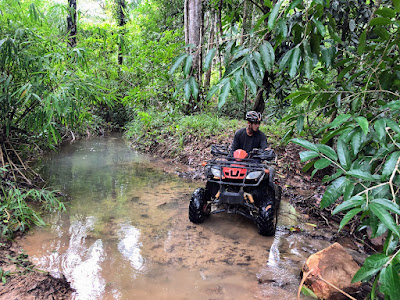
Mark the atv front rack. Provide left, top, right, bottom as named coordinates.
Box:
left=205, top=157, right=268, bottom=187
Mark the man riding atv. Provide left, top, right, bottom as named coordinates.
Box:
left=188, top=111, right=281, bottom=236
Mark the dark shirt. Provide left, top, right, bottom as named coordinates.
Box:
left=230, top=128, right=268, bottom=155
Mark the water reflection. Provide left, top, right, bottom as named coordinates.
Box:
left=117, top=223, right=144, bottom=273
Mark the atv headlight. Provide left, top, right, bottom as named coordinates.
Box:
left=246, top=171, right=262, bottom=180
left=211, top=167, right=221, bottom=178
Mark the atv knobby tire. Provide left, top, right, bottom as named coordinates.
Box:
left=257, top=202, right=275, bottom=236
left=189, top=188, right=210, bottom=224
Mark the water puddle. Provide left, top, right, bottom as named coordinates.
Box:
left=20, top=136, right=329, bottom=299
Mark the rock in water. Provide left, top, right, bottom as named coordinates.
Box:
left=302, top=242, right=361, bottom=300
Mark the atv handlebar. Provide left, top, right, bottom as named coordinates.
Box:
left=210, top=144, right=276, bottom=162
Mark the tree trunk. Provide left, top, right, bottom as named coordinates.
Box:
left=184, top=0, right=203, bottom=112
left=204, top=11, right=214, bottom=91
left=117, top=0, right=127, bottom=65
left=67, top=0, right=77, bottom=47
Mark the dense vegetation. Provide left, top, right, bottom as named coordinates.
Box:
left=0, top=0, right=399, bottom=297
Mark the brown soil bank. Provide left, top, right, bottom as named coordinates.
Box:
left=0, top=237, right=74, bottom=299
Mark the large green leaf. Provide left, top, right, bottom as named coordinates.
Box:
left=351, top=131, right=362, bottom=156
left=218, top=81, right=231, bottom=109
left=355, top=116, right=369, bottom=135
left=189, top=76, right=198, bottom=100
left=279, top=48, right=293, bottom=70
left=330, top=114, right=351, bottom=128
left=246, top=55, right=262, bottom=86
left=203, top=48, right=216, bottom=71
left=369, top=203, right=400, bottom=237
left=370, top=17, right=393, bottom=26
left=316, top=144, right=338, bottom=161
left=321, top=177, right=348, bottom=209
left=337, top=139, right=351, bottom=170
left=289, top=47, right=301, bottom=78
left=184, top=55, right=193, bottom=76
left=184, top=81, right=191, bottom=101
left=291, top=138, right=318, bottom=152
left=268, top=1, right=282, bottom=30
left=370, top=199, right=400, bottom=216
left=357, top=30, right=367, bottom=55
left=352, top=254, right=390, bottom=283
left=314, top=158, right=331, bottom=169
left=347, top=169, right=376, bottom=181
left=394, top=0, right=400, bottom=12
left=382, top=151, right=400, bottom=180
left=296, top=115, right=304, bottom=133
left=300, top=151, right=319, bottom=162
left=243, top=68, right=257, bottom=96
left=259, top=42, right=275, bottom=72
left=339, top=208, right=363, bottom=231
left=379, top=264, right=400, bottom=299
left=332, top=195, right=364, bottom=215
left=374, top=119, right=387, bottom=142
left=169, top=53, right=187, bottom=74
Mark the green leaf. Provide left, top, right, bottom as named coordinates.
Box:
left=314, top=158, right=331, bottom=169
left=394, top=0, right=400, bottom=12
left=376, top=8, right=395, bottom=18
left=291, top=138, right=318, bottom=152
left=301, top=286, right=318, bottom=299
left=300, top=151, right=320, bottom=162
left=370, top=17, right=393, bottom=26
left=357, top=30, right=367, bottom=55
left=259, top=42, right=275, bottom=72
left=337, top=139, right=351, bottom=170
left=355, top=116, right=369, bottom=135
left=289, top=47, right=301, bottom=78
left=379, top=264, right=400, bottom=299
left=314, top=78, right=328, bottom=89
left=347, top=169, right=376, bottom=181
left=339, top=208, right=363, bottom=231
left=189, top=76, right=199, bottom=100
left=206, top=85, right=219, bottom=101
left=169, top=53, right=187, bottom=74
left=316, top=144, right=338, bottom=161
left=370, top=198, right=400, bottom=215
left=279, top=48, right=293, bottom=70
left=268, top=1, right=282, bottom=30
left=304, top=53, right=313, bottom=79
left=330, top=114, right=351, bottom=128
left=382, top=151, right=400, bottom=180
left=278, top=19, right=288, bottom=38
left=352, top=254, right=390, bottom=283
left=184, top=55, right=193, bottom=76
left=374, top=119, right=387, bottom=142
left=184, top=81, right=191, bottom=101
left=333, top=195, right=364, bottom=215
left=243, top=68, right=257, bottom=96
left=351, top=131, right=362, bottom=156
left=321, top=177, right=348, bottom=208
left=203, top=48, right=216, bottom=71
left=296, top=115, right=304, bottom=133
left=246, top=55, right=262, bottom=86
left=369, top=203, right=400, bottom=237
left=313, top=19, right=325, bottom=36
left=218, top=81, right=231, bottom=109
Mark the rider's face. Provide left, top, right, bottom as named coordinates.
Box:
left=249, top=121, right=260, bottom=132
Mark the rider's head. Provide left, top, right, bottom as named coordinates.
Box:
left=245, top=111, right=262, bottom=133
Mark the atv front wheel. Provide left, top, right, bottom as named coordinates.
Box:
left=189, top=188, right=210, bottom=224
left=257, top=203, right=275, bottom=236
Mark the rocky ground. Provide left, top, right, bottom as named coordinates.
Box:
left=0, top=135, right=374, bottom=299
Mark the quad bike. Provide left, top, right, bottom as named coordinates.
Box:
left=188, top=145, right=281, bottom=236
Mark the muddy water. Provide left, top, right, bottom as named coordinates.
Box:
left=20, top=136, right=328, bottom=300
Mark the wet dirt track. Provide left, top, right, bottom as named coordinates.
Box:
left=18, top=136, right=331, bottom=299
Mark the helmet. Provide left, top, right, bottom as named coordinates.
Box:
left=245, top=111, right=262, bottom=123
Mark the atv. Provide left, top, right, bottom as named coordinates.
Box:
left=189, top=144, right=281, bottom=236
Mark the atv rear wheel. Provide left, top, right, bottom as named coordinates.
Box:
left=257, top=202, right=275, bottom=236
left=189, top=188, right=210, bottom=224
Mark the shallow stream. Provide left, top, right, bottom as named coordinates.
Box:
left=20, top=136, right=331, bottom=299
